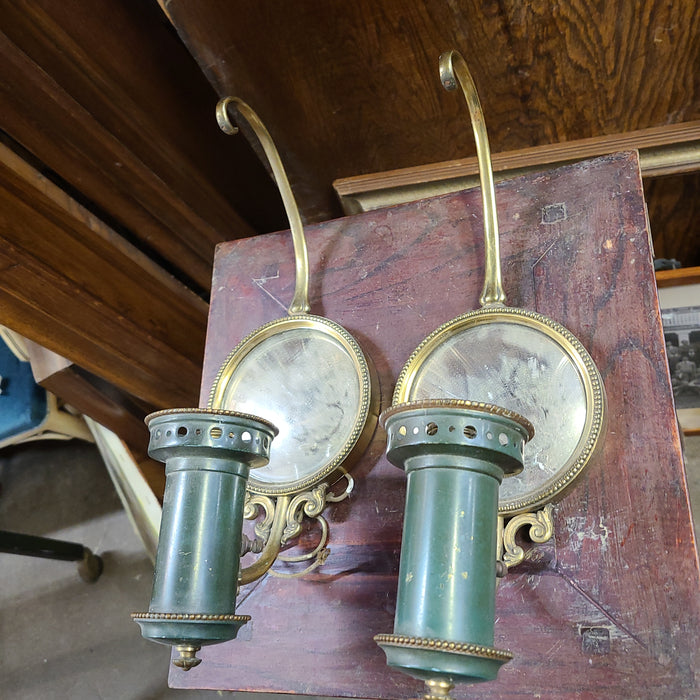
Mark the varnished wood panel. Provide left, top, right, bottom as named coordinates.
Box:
left=162, top=0, right=699, bottom=223
left=0, top=0, right=285, bottom=292
left=0, top=141, right=207, bottom=408
left=174, top=153, right=699, bottom=698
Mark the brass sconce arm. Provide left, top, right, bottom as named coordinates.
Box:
left=439, top=51, right=505, bottom=307
left=216, top=97, right=310, bottom=315
left=209, top=99, right=377, bottom=587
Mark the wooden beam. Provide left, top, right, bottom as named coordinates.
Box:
left=0, top=2, right=285, bottom=291
left=656, top=266, right=700, bottom=289
left=162, top=0, right=700, bottom=223
left=334, top=122, right=700, bottom=214
left=0, top=142, right=208, bottom=408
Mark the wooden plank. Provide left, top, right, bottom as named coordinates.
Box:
left=25, top=340, right=154, bottom=451
left=0, top=1, right=285, bottom=291
left=0, top=142, right=208, bottom=408
left=333, top=121, right=700, bottom=207
left=656, top=266, right=700, bottom=289
left=177, top=152, right=699, bottom=698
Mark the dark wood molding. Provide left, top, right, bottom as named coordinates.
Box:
left=0, top=2, right=286, bottom=291
left=333, top=122, right=700, bottom=212
left=0, top=141, right=208, bottom=408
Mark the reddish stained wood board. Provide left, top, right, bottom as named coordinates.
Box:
left=174, top=152, right=699, bottom=698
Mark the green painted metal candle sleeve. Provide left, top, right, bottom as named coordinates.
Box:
left=395, top=458, right=501, bottom=645
left=375, top=399, right=532, bottom=689
left=132, top=408, right=277, bottom=671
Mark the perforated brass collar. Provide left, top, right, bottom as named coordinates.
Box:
left=381, top=398, right=535, bottom=441
left=145, top=407, right=278, bottom=434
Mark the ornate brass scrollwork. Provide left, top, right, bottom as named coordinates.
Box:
left=500, top=504, right=555, bottom=569
left=240, top=473, right=354, bottom=582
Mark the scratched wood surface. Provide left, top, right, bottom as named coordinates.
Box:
left=175, top=152, right=699, bottom=698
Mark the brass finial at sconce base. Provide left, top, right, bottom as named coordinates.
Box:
left=173, top=645, right=202, bottom=672
left=423, top=678, right=455, bottom=700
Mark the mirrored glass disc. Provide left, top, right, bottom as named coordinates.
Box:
left=403, top=318, right=592, bottom=508
left=216, top=325, right=365, bottom=489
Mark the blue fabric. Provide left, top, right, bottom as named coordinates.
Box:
left=0, top=338, right=47, bottom=441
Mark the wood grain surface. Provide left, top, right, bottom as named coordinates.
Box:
left=0, top=0, right=285, bottom=292
left=162, top=0, right=699, bottom=224
left=0, top=142, right=207, bottom=408
left=173, top=152, right=699, bottom=698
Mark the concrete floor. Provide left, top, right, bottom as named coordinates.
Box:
left=1, top=434, right=698, bottom=699
left=0, top=440, right=227, bottom=699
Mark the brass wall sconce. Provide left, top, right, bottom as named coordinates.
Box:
left=134, top=51, right=605, bottom=695
left=134, top=100, right=378, bottom=669
left=132, top=409, right=277, bottom=670
left=374, top=50, right=606, bottom=698
left=209, top=97, right=378, bottom=583
left=375, top=399, right=533, bottom=696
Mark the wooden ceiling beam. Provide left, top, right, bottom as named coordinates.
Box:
left=0, top=142, right=207, bottom=408
left=159, top=0, right=700, bottom=224
left=0, top=2, right=286, bottom=292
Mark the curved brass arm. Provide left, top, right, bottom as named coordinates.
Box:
left=439, top=51, right=506, bottom=308
left=216, top=98, right=310, bottom=315
left=239, top=495, right=291, bottom=585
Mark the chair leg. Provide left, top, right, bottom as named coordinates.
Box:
left=77, top=546, right=104, bottom=582
left=0, top=529, right=103, bottom=582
